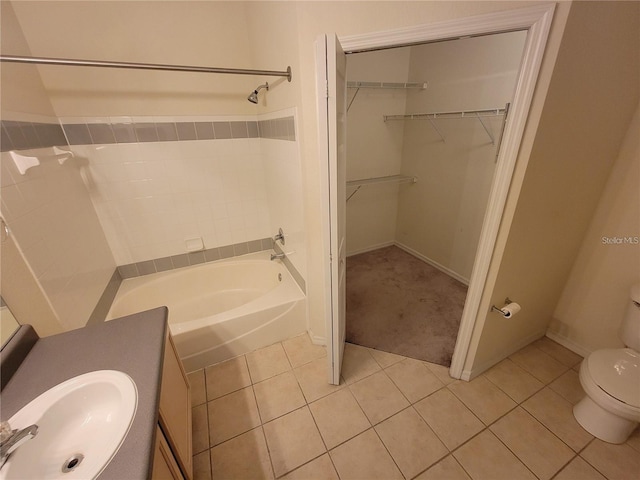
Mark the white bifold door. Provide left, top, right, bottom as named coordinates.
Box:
left=316, top=33, right=347, bottom=385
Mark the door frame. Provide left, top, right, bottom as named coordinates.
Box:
left=320, top=4, right=555, bottom=380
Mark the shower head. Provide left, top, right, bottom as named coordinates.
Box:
left=248, top=82, right=269, bottom=104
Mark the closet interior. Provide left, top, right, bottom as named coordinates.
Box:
left=345, top=31, right=527, bottom=366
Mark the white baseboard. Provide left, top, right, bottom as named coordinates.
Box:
left=459, top=328, right=547, bottom=381
left=545, top=330, right=592, bottom=358
left=395, top=242, right=470, bottom=286
left=308, top=328, right=326, bottom=346
left=346, top=241, right=395, bottom=258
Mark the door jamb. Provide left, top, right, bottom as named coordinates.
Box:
left=333, top=4, right=555, bottom=379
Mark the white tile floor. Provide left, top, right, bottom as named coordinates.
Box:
left=187, top=334, right=640, bottom=480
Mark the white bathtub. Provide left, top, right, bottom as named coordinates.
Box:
left=106, top=251, right=306, bottom=372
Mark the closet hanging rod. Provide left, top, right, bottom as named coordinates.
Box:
left=0, top=55, right=293, bottom=81
left=384, top=107, right=505, bottom=122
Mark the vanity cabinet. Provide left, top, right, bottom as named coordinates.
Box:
left=152, top=332, right=192, bottom=480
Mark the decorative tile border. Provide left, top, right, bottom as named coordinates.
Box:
left=1, top=115, right=295, bottom=152
left=1, top=120, right=67, bottom=152
left=116, top=238, right=273, bottom=279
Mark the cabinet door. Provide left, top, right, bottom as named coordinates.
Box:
left=152, top=426, right=184, bottom=480
left=159, top=332, right=193, bottom=480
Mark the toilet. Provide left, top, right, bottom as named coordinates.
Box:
left=573, top=283, right=640, bottom=444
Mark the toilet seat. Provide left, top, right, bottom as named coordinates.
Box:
left=587, top=348, right=640, bottom=408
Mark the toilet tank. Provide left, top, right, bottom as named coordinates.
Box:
left=619, top=282, right=640, bottom=351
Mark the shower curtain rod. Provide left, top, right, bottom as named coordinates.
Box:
left=0, top=54, right=293, bottom=81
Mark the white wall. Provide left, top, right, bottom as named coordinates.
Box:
left=549, top=102, right=640, bottom=355
left=1, top=1, right=115, bottom=333
left=5, top=0, right=570, bottom=347
left=468, top=1, right=640, bottom=376
left=345, top=47, right=411, bottom=255
left=396, top=32, right=526, bottom=282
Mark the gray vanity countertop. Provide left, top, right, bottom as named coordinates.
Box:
left=0, top=306, right=168, bottom=480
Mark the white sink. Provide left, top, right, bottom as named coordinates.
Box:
left=0, top=370, right=137, bottom=480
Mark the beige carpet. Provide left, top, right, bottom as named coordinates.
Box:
left=346, top=245, right=468, bottom=367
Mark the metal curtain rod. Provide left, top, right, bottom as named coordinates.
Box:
left=0, top=55, right=292, bottom=82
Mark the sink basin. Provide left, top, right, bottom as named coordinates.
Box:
left=0, top=370, right=137, bottom=480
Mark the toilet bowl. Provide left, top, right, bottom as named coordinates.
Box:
left=573, top=283, right=640, bottom=444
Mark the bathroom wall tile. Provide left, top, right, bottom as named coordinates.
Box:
left=233, top=242, right=249, bottom=256
left=34, top=123, right=67, bottom=147
left=175, top=122, right=197, bottom=141
left=195, top=122, right=214, bottom=140
left=20, top=123, right=42, bottom=148
left=86, top=269, right=121, bottom=325
left=134, top=123, right=158, bottom=142
left=285, top=116, right=296, bottom=141
left=219, top=245, right=235, bottom=259
left=88, top=124, right=116, bottom=144
left=247, top=121, right=259, bottom=138
left=112, top=123, right=137, bottom=143
left=153, top=256, right=174, bottom=273
left=171, top=253, right=190, bottom=269
left=204, top=247, right=221, bottom=262
left=155, top=122, right=178, bottom=142
left=188, top=251, right=206, bottom=265
left=213, top=122, right=232, bottom=139
left=261, top=238, right=273, bottom=251
left=230, top=121, right=248, bottom=138
left=3, top=121, right=29, bottom=149
left=136, top=259, right=156, bottom=276
left=1, top=124, right=15, bottom=151
left=247, top=239, right=263, bottom=253
left=117, top=263, right=139, bottom=279
left=63, top=123, right=93, bottom=145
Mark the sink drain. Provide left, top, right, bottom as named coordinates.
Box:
left=62, top=454, right=84, bottom=473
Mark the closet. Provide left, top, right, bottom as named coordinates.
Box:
left=345, top=31, right=527, bottom=366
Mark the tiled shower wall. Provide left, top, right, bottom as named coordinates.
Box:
left=1, top=110, right=305, bottom=328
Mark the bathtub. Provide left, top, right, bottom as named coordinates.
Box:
left=106, top=251, right=306, bottom=372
